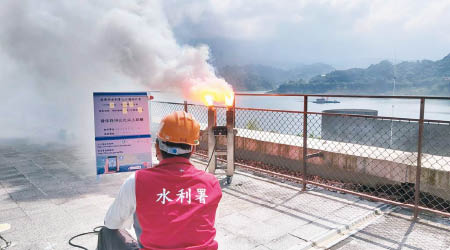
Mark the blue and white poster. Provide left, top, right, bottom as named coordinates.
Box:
left=93, top=92, right=152, bottom=175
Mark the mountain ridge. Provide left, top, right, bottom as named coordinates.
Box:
left=216, top=63, right=335, bottom=91
left=271, top=53, right=450, bottom=95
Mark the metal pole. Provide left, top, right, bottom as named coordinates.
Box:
left=302, top=96, right=308, bottom=191
left=184, top=101, right=188, bottom=112
left=414, top=98, right=425, bottom=219
left=226, top=101, right=235, bottom=184
left=207, top=106, right=217, bottom=174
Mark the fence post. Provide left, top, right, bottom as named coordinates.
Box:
left=184, top=101, right=188, bottom=112
left=302, top=96, right=308, bottom=191
left=414, top=98, right=425, bottom=219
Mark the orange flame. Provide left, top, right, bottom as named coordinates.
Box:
left=204, top=95, right=214, bottom=106
left=225, top=94, right=234, bottom=107
left=187, top=78, right=235, bottom=107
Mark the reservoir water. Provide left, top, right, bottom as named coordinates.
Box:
left=151, top=91, right=450, bottom=121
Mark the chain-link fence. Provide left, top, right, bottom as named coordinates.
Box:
left=420, top=120, right=450, bottom=213
left=307, top=113, right=419, bottom=205
left=234, top=108, right=304, bottom=170
left=150, top=95, right=450, bottom=218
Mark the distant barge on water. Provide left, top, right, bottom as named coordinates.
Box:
left=313, top=98, right=340, bottom=104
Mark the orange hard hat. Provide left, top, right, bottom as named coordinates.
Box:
left=158, top=111, right=200, bottom=145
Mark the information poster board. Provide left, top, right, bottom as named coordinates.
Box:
left=93, top=92, right=152, bottom=175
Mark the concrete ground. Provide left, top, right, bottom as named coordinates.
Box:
left=1, top=140, right=450, bottom=250
left=330, top=208, right=450, bottom=250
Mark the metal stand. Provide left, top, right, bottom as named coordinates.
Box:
left=207, top=105, right=235, bottom=184
left=207, top=106, right=217, bottom=174
left=225, top=106, right=235, bottom=184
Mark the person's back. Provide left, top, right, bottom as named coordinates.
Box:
left=100, top=111, right=222, bottom=250
left=135, top=157, right=221, bottom=249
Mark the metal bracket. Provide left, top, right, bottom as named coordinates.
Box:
left=305, top=152, right=324, bottom=159
left=213, top=126, right=228, bottom=136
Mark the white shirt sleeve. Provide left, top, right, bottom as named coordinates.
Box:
left=104, top=173, right=136, bottom=229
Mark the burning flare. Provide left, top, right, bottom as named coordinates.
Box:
left=186, top=77, right=235, bottom=107
left=204, top=95, right=214, bottom=106
left=224, top=95, right=234, bottom=107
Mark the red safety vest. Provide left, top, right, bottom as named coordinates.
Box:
left=135, top=157, right=222, bottom=250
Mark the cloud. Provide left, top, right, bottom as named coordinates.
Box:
left=0, top=0, right=230, bottom=144
left=164, top=0, right=450, bottom=67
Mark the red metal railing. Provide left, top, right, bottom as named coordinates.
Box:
left=151, top=93, right=450, bottom=219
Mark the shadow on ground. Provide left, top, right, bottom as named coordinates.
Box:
left=0, top=139, right=129, bottom=249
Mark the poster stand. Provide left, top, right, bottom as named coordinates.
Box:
left=93, top=92, right=152, bottom=175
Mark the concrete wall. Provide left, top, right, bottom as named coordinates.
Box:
left=322, top=116, right=450, bottom=156
left=199, top=129, right=450, bottom=201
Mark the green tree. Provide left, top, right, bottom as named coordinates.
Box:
left=246, top=120, right=261, bottom=131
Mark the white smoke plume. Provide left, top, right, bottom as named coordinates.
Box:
left=0, top=0, right=231, bottom=145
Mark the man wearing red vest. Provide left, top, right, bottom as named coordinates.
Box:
left=99, top=111, right=222, bottom=250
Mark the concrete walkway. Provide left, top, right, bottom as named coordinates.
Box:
left=330, top=208, right=450, bottom=250
left=1, top=140, right=450, bottom=250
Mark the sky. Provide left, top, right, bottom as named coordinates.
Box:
left=164, top=0, right=450, bottom=69
left=0, top=0, right=449, bottom=144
